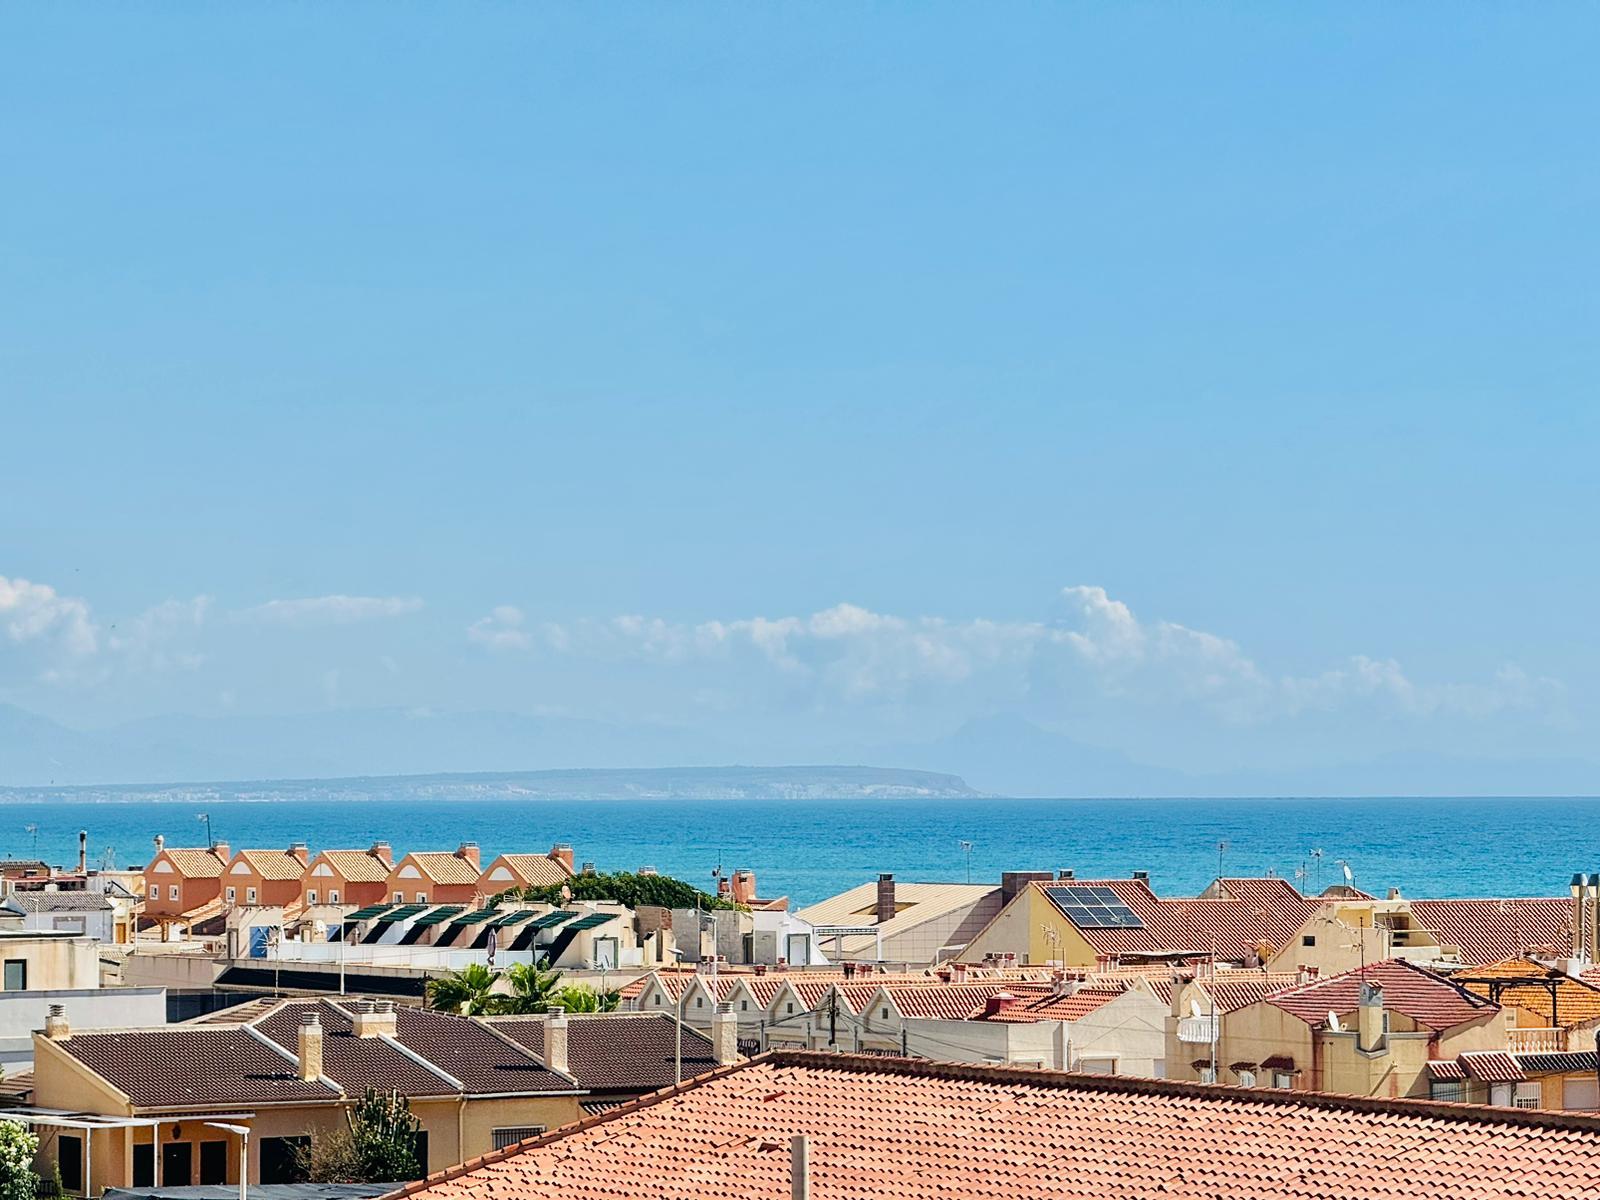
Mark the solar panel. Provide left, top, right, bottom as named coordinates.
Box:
left=1042, top=885, right=1145, bottom=929
left=529, top=910, right=578, bottom=930
left=409, top=905, right=466, bottom=927
left=344, top=904, right=394, bottom=921
left=563, top=912, right=617, bottom=932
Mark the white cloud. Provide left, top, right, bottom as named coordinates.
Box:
left=239, top=595, right=423, bottom=626
left=467, top=605, right=533, bottom=652
left=0, top=575, right=98, bottom=659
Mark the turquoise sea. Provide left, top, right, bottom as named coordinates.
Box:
left=0, top=796, right=1590, bottom=907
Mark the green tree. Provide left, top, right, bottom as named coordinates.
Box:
left=551, top=983, right=621, bottom=1013
left=502, top=871, right=741, bottom=912
left=297, top=1089, right=422, bottom=1184
left=425, top=963, right=501, bottom=1015
left=0, top=1120, right=38, bottom=1200
left=498, top=958, right=564, bottom=1015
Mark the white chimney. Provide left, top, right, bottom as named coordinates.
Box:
left=545, top=1008, right=569, bottom=1075
left=44, top=1004, right=69, bottom=1041
left=712, top=1002, right=738, bottom=1066
left=352, top=999, right=397, bottom=1038
left=298, top=1011, right=324, bottom=1080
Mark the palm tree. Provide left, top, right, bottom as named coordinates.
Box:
left=425, top=963, right=501, bottom=1015
left=551, top=983, right=621, bottom=1013
left=498, top=958, right=564, bottom=1014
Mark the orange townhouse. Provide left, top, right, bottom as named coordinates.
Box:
left=222, top=843, right=311, bottom=909
left=300, top=842, right=395, bottom=908
left=384, top=843, right=483, bottom=905
left=477, top=847, right=575, bottom=897
left=142, top=837, right=230, bottom=918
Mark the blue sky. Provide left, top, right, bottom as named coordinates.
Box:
left=3, top=6, right=1598, bottom=786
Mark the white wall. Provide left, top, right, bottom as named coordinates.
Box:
left=0, top=987, right=167, bottom=1072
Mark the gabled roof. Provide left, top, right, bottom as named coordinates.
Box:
left=1194, top=972, right=1304, bottom=1015
left=1265, top=958, right=1498, bottom=1032
left=152, top=847, right=227, bottom=878
left=312, top=850, right=393, bottom=883
left=1454, top=956, right=1600, bottom=1028
left=796, top=881, right=1000, bottom=956
left=382, top=1050, right=1600, bottom=1200
left=1408, top=898, right=1573, bottom=966
left=485, top=855, right=572, bottom=889
left=397, top=853, right=481, bottom=886
left=6, top=891, right=112, bottom=913
left=1032, top=877, right=1316, bottom=962
left=980, top=986, right=1131, bottom=1023
left=232, top=849, right=308, bottom=881
left=486, top=1013, right=717, bottom=1093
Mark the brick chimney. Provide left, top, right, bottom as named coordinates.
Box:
left=288, top=841, right=310, bottom=865
left=1357, top=980, right=1385, bottom=1053
left=712, top=1002, right=739, bottom=1066
left=352, top=999, right=397, bottom=1039
left=211, top=841, right=230, bottom=862
left=981, top=990, right=1019, bottom=1019
left=544, top=1008, right=569, bottom=1075
left=548, top=844, right=574, bottom=874
left=455, top=843, right=481, bottom=870
left=298, top=1011, right=324, bottom=1079
left=876, top=874, right=896, bottom=925
left=368, top=841, right=394, bottom=867
left=44, top=1004, right=69, bottom=1041
left=731, top=871, right=758, bottom=906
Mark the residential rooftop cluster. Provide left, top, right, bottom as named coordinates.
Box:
left=3, top=835, right=1600, bottom=1197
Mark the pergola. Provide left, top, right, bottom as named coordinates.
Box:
left=0, top=1107, right=256, bottom=1197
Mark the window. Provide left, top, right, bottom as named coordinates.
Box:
left=491, top=1127, right=546, bottom=1151
left=695, top=997, right=704, bottom=1009
left=329, top=889, right=340, bottom=903
left=307, top=890, right=318, bottom=905
left=882, top=1007, right=890, bottom=1019
left=1236, top=1069, right=1257, bottom=1087
left=740, top=1000, right=748, bottom=1011
left=259, top=1137, right=310, bottom=1184
left=3, top=961, right=26, bottom=991
left=1430, top=1080, right=1464, bottom=1103
left=1513, top=1082, right=1543, bottom=1109
left=147, top=884, right=157, bottom=899
left=132, top=1145, right=154, bottom=1188
left=1199, top=1066, right=1217, bottom=1084
left=200, top=1140, right=228, bottom=1185
left=226, top=887, right=237, bottom=903
left=1565, top=1078, right=1600, bottom=1111
left=1302, top=935, right=1315, bottom=947
left=59, top=1135, right=82, bottom=1193
left=246, top=887, right=257, bottom=904
left=786, top=1002, right=794, bottom=1014
left=416, top=892, right=427, bottom=903
left=1272, top=1071, right=1294, bottom=1089
left=170, top=885, right=180, bottom=900
left=394, top=891, right=404, bottom=902
left=653, top=995, right=662, bottom=1006
left=162, top=1142, right=193, bottom=1186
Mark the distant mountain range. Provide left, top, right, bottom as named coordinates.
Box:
left=2, top=702, right=1597, bottom=798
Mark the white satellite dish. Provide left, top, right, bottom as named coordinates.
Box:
left=1342, top=863, right=1354, bottom=885
left=1190, top=999, right=1204, bottom=1018
left=1327, top=1011, right=1342, bottom=1032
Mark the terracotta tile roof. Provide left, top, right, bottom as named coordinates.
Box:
left=384, top=1050, right=1600, bottom=1200
left=1036, top=877, right=1317, bottom=962
left=486, top=1014, right=717, bottom=1093
left=316, top=850, right=393, bottom=883
left=1458, top=1051, right=1527, bottom=1084
left=1409, top=898, right=1574, bottom=966
left=1199, top=972, right=1304, bottom=1015
left=234, top=849, right=310, bottom=881
left=49, top=1026, right=340, bottom=1107
left=490, top=855, right=572, bottom=888
left=1266, top=958, right=1498, bottom=1032
left=155, top=847, right=227, bottom=878
left=404, top=853, right=482, bottom=886
left=982, top=986, right=1129, bottom=1023
left=1455, top=956, right=1600, bottom=1028
left=1428, top=1059, right=1467, bottom=1081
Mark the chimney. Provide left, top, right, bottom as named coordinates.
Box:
left=1357, top=980, right=1385, bottom=1053
left=298, top=1011, right=324, bottom=1080
left=1132, top=870, right=1150, bottom=884
left=981, top=990, right=1019, bottom=1019
left=77, top=831, right=87, bottom=876
left=1058, top=868, right=1075, bottom=881
left=369, top=841, right=394, bottom=867
left=790, top=1134, right=810, bottom=1200
left=288, top=841, right=309, bottom=864
left=455, top=843, right=480, bottom=870
left=1000, top=871, right=1052, bottom=906
left=154, top=834, right=166, bottom=853
left=876, top=874, right=896, bottom=925
left=544, top=1008, right=569, bottom=1075
left=581, top=862, right=596, bottom=877
left=732, top=871, right=758, bottom=906
left=44, top=1004, right=70, bottom=1041
left=1387, top=888, right=1402, bottom=901
left=212, top=840, right=230, bottom=862
left=548, top=844, right=574, bottom=874
left=352, top=999, right=396, bottom=1038
left=712, top=1002, right=739, bottom=1066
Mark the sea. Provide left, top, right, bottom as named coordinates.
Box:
left=0, top=795, right=1590, bottom=907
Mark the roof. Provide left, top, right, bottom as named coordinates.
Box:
left=1197, top=972, right=1304, bottom=1015
left=1408, top=898, right=1574, bottom=966
left=233, top=849, right=309, bottom=882
left=1455, top=956, right=1600, bottom=1028
left=152, top=848, right=227, bottom=878
left=1456, top=1051, right=1526, bottom=1084
left=400, top=853, right=482, bottom=886
left=382, top=1050, right=1600, bottom=1200
left=488, top=855, right=572, bottom=889
left=1265, top=958, right=1499, bottom=1032
left=5, top=891, right=112, bottom=913
left=1033, top=877, right=1317, bottom=962
left=312, top=850, right=393, bottom=884
left=980, top=986, right=1130, bottom=1023
left=486, top=1013, right=718, bottom=1093
left=796, top=881, right=1000, bottom=957
left=48, top=1026, right=341, bottom=1107
left=834, top=982, right=1037, bottom=1021
left=106, top=1186, right=393, bottom=1200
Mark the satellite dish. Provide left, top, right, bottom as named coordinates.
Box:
left=1190, top=999, right=1204, bottom=1018
left=1327, top=1011, right=1342, bottom=1032
left=1342, top=863, right=1354, bottom=885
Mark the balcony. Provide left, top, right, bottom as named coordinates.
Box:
left=1506, top=1027, right=1567, bottom=1054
